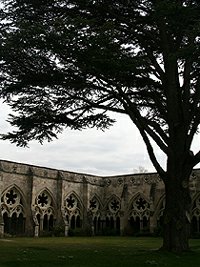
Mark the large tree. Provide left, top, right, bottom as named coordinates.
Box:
left=1, top=0, right=200, bottom=252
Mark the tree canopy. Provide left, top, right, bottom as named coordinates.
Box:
left=1, top=0, right=200, bottom=251
left=0, top=1, right=200, bottom=172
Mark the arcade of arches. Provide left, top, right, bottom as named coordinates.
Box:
left=0, top=159, right=200, bottom=237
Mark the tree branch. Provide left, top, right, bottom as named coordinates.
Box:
left=191, top=150, right=200, bottom=167
left=138, top=124, right=167, bottom=180
left=116, top=87, right=169, bottom=155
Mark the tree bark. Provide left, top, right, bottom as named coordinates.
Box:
left=161, top=156, right=192, bottom=252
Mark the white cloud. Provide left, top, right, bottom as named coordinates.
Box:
left=0, top=101, right=160, bottom=175
left=0, top=100, right=184, bottom=176
left=1, top=97, right=200, bottom=176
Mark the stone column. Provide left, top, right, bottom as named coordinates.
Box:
left=56, top=171, right=64, bottom=226
left=120, top=183, right=129, bottom=235
left=82, top=176, right=89, bottom=231
left=64, top=223, right=69, bottom=237
left=25, top=167, right=34, bottom=236
left=40, top=217, right=44, bottom=231
left=149, top=200, right=156, bottom=233
left=34, top=225, right=39, bottom=237
left=0, top=172, right=4, bottom=238
left=61, top=208, right=69, bottom=237
left=0, top=222, right=4, bottom=238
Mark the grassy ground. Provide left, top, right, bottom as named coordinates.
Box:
left=0, top=237, right=200, bottom=267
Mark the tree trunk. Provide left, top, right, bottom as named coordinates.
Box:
left=161, top=158, right=192, bottom=252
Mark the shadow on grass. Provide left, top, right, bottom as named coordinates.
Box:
left=0, top=237, right=199, bottom=267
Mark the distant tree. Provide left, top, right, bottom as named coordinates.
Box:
left=134, top=166, right=148, bottom=174
left=1, top=0, right=200, bottom=252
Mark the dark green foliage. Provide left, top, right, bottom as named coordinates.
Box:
left=0, top=0, right=199, bottom=166
left=1, top=0, right=200, bottom=251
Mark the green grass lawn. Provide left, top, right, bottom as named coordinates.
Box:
left=0, top=237, right=200, bottom=267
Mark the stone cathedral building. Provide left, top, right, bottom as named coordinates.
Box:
left=0, top=159, right=200, bottom=237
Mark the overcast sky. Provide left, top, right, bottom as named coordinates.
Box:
left=0, top=101, right=168, bottom=176
left=1, top=100, right=199, bottom=176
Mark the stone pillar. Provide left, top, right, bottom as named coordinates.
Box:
left=0, top=172, right=4, bottom=238
left=56, top=171, right=64, bottom=226
left=0, top=223, right=4, bottom=238
left=40, top=217, right=44, bottom=231
left=120, top=211, right=129, bottom=236
left=64, top=224, right=69, bottom=237
left=60, top=208, right=69, bottom=237
left=25, top=167, right=34, bottom=236
left=149, top=200, right=156, bottom=233
left=120, top=183, right=129, bottom=235
left=82, top=176, right=89, bottom=231
left=149, top=214, right=157, bottom=233
left=34, top=225, right=39, bottom=237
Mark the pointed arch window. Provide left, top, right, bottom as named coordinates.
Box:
left=191, top=195, right=200, bottom=234
left=63, top=193, right=83, bottom=230
left=107, top=196, right=121, bottom=214
left=34, top=190, right=55, bottom=234
left=89, top=195, right=102, bottom=235
left=1, top=186, right=25, bottom=235
left=128, top=194, right=150, bottom=234
left=89, top=196, right=101, bottom=213
left=103, top=196, right=121, bottom=235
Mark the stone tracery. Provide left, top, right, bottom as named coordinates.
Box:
left=89, top=195, right=102, bottom=235
left=63, top=192, right=82, bottom=230
left=104, top=196, right=121, bottom=234
left=191, top=194, right=200, bottom=234
left=1, top=186, right=25, bottom=235
left=0, top=160, right=200, bottom=237
left=128, top=194, right=150, bottom=233
left=33, top=190, right=55, bottom=235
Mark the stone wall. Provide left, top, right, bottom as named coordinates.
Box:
left=0, top=159, right=200, bottom=237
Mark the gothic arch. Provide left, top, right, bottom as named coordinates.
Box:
left=128, top=192, right=150, bottom=210
left=33, top=188, right=56, bottom=234
left=35, top=188, right=56, bottom=208
left=64, top=191, right=83, bottom=211
left=105, top=195, right=121, bottom=215
left=89, top=194, right=103, bottom=215
left=90, top=194, right=103, bottom=207
left=153, top=194, right=165, bottom=221
left=2, top=184, right=27, bottom=207
left=89, top=194, right=104, bottom=235
left=191, top=193, right=200, bottom=234
left=1, top=185, right=26, bottom=216
left=102, top=195, right=121, bottom=235
left=1, top=185, right=26, bottom=235
left=191, top=192, right=200, bottom=208
left=128, top=192, right=151, bottom=234
left=63, top=191, right=83, bottom=230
